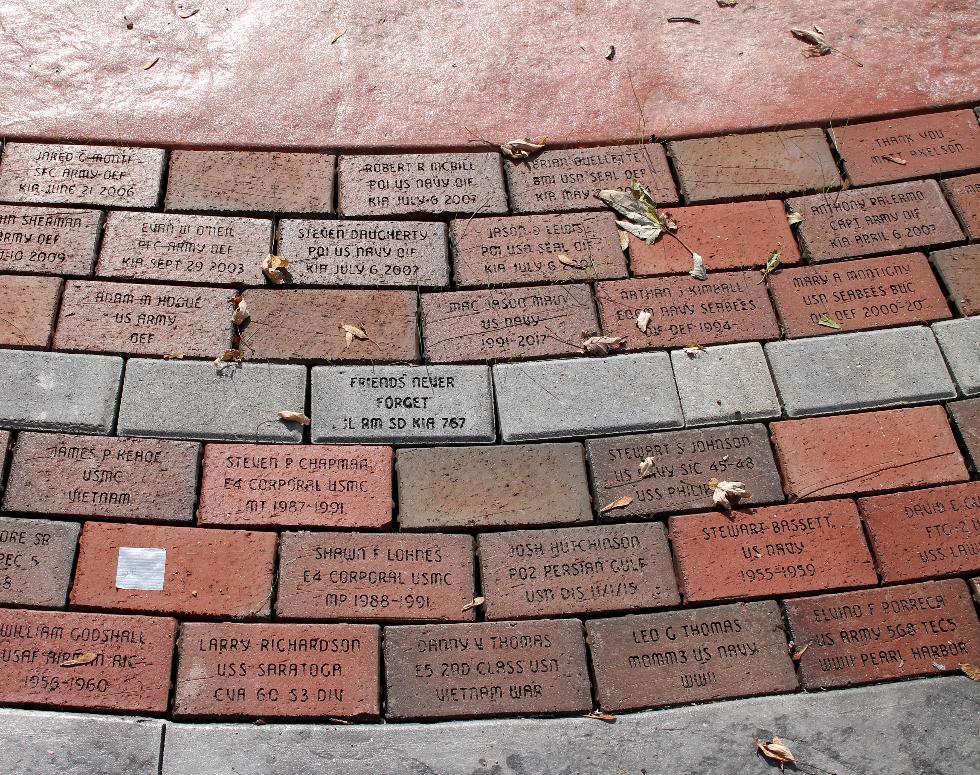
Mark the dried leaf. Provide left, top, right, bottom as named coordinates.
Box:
left=60, top=652, right=97, bottom=667
left=616, top=219, right=663, bottom=244
left=262, top=254, right=290, bottom=284
left=605, top=45, right=615, bottom=60
left=213, top=349, right=242, bottom=368
left=933, top=660, right=947, bottom=671
left=689, top=252, right=707, bottom=280
left=277, top=410, right=311, bottom=426
left=597, top=182, right=669, bottom=245
left=817, top=313, right=842, bottom=330
left=462, top=596, right=485, bottom=612
left=636, top=310, right=652, bottom=334
left=581, top=334, right=627, bottom=355
left=500, top=138, right=546, bottom=160
left=178, top=8, right=200, bottom=18
left=163, top=352, right=185, bottom=360
left=618, top=229, right=630, bottom=250
left=600, top=495, right=633, bottom=514
left=585, top=711, right=617, bottom=722
left=960, top=663, right=980, bottom=681
left=331, top=27, right=347, bottom=44
left=716, top=0, right=738, bottom=6
left=792, top=641, right=812, bottom=660
left=557, top=253, right=588, bottom=270
left=661, top=211, right=679, bottom=232
left=232, top=298, right=249, bottom=326
left=786, top=211, right=804, bottom=225
left=759, top=250, right=781, bottom=282
left=756, top=736, right=796, bottom=771
left=142, top=56, right=160, bottom=70
left=682, top=344, right=705, bottom=357
left=638, top=456, right=655, bottom=478
left=709, top=478, right=749, bottom=511
left=667, top=17, right=701, bottom=24
left=881, top=153, right=907, bottom=165
left=341, top=323, right=368, bottom=349
left=791, top=26, right=831, bottom=57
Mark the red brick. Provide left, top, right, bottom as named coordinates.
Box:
left=832, top=110, right=980, bottom=185
left=0, top=143, right=165, bottom=208
left=948, top=398, right=980, bottom=470
left=670, top=500, right=876, bottom=603
left=628, top=200, right=802, bottom=277
left=787, top=179, right=964, bottom=262
left=451, top=212, right=627, bottom=287
left=478, top=524, right=678, bottom=620
left=276, top=531, right=475, bottom=622
left=0, top=608, right=176, bottom=713
left=770, top=406, right=969, bottom=501
left=930, top=245, right=980, bottom=317
left=396, top=443, right=592, bottom=529
left=97, top=211, right=272, bottom=285
left=197, top=444, right=392, bottom=529
left=382, top=619, right=591, bottom=720
left=165, top=151, right=334, bottom=214
left=242, top=289, right=418, bottom=362
left=0, top=516, right=80, bottom=608
left=595, top=272, right=779, bottom=350
left=586, top=600, right=797, bottom=711
left=70, top=522, right=276, bottom=619
left=2, top=433, right=199, bottom=522
left=0, top=275, right=61, bottom=348
left=504, top=143, right=678, bottom=214
left=0, top=205, right=101, bottom=276
left=174, top=622, right=380, bottom=719
left=54, top=280, right=232, bottom=358
left=668, top=129, right=841, bottom=203
left=337, top=152, right=507, bottom=217
left=941, top=172, right=980, bottom=240
left=768, top=252, right=951, bottom=337
left=421, top=284, right=598, bottom=363
left=784, top=579, right=980, bottom=688
left=858, top=481, right=980, bottom=583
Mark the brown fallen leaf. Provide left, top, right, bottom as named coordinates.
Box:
left=331, top=27, right=347, bottom=44
left=709, top=478, right=749, bottom=511
left=213, top=349, right=242, bottom=368
left=605, top=45, right=616, bottom=60
left=717, top=0, right=738, bottom=6
left=817, top=313, right=842, bottom=330
left=581, top=334, right=627, bottom=355
left=462, top=596, right=485, bottom=612
left=341, top=322, right=368, bottom=348
left=791, top=25, right=863, bottom=66
left=638, top=456, right=655, bottom=478
left=584, top=711, right=617, bottom=722
left=759, top=250, right=781, bottom=283
left=262, top=254, right=290, bottom=284
left=617, top=229, right=630, bottom=251
left=960, top=663, right=980, bottom=681
left=661, top=211, right=679, bottom=232
left=500, top=138, right=546, bottom=160
left=792, top=641, right=812, bottom=660
left=786, top=210, right=804, bottom=226
left=557, top=253, right=588, bottom=270
left=636, top=310, right=652, bottom=333
left=756, top=736, right=796, bottom=771
left=600, top=495, right=633, bottom=514
left=61, top=652, right=98, bottom=667
left=277, top=410, right=311, bottom=426
left=881, top=153, right=907, bottom=165
left=232, top=298, right=249, bottom=326
left=142, top=56, right=160, bottom=70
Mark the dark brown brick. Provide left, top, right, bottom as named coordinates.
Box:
left=0, top=275, right=61, bottom=348
left=931, top=245, right=980, bottom=317
left=586, top=600, right=797, bottom=710
left=276, top=531, right=475, bottom=622
left=948, top=398, right=980, bottom=470
left=0, top=205, right=101, bottom=276
left=941, top=172, right=980, bottom=240
left=784, top=579, right=980, bottom=688
left=383, top=619, right=592, bottom=720
left=0, top=516, right=80, bottom=608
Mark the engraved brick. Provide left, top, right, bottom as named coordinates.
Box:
left=196, top=444, right=392, bottom=529
left=396, top=443, right=592, bottom=529
left=0, top=143, right=165, bottom=208
left=165, top=151, right=334, bottom=214
left=859, top=481, right=980, bottom=583
left=3, top=433, right=199, bottom=523
left=595, top=272, right=780, bottom=350
left=0, top=205, right=101, bottom=275
left=784, top=579, right=980, bottom=688
left=54, top=280, right=232, bottom=358
left=451, top=212, right=627, bottom=287
left=669, top=500, right=877, bottom=603
left=770, top=406, right=969, bottom=500
left=932, top=316, right=980, bottom=396
left=586, top=424, right=784, bottom=519
left=338, top=152, right=507, bottom=217
left=941, top=172, right=980, bottom=239
left=421, top=284, right=598, bottom=363
left=586, top=601, right=797, bottom=710
left=70, top=522, right=276, bottom=619
left=0, top=275, right=61, bottom=348
left=97, top=211, right=272, bottom=285
left=0, top=517, right=80, bottom=608
left=504, top=143, right=678, bottom=214
left=832, top=110, right=980, bottom=185
left=310, top=365, right=495, bottom=444
left=277, top=219, right=449, bottom=287
left=383, top=619, right=592, bottom=720
left=242, top=289, right=418, bottom=362
left=668, top=129, right=841, bottom=203
left=478, top=523, right=679, bottom=620
left=930, top=245, right=980, bottom=317
left=628, top=200, right=802, bottom=276
left=174, top=622, right=380, bottom=720
left=0, top=608, right=176, bottom=713
left=787, top=179, right=964, bottom=262
left=948, top=398, right=980, bottom=470
left=276, top=531, right=475, bottom=622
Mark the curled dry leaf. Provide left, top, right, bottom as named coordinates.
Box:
left=709, top=478, right=749, bottom=511
left=462, top=596, right=485, bottom=612
left=755, top=736, right=796, bottom=771
left=638, top=456, right=655, bottom=478
left=792, top=641, right=812, bottom=660
left=178, top=8, right=200, bottom=19
left=600, top=495, right=634, bottom=514
left=932, top=660, right=947, bottom=671
left=331, top=27, right=347, bottom=44
left=689, top=252, right=708, bottom=280
left=960, top=663, right=980, bottom=681
left=60, top=652, right=98, bottom=667
left=618, top=229, right=630, bottom=251
left=791, top=26, right=831, bottom=57
left=341, top=322, right=368, bottom=348
left=232, top=298, right=249, bottom=326
left=881, top=153, right=907, bottom=165
left=585, top=711, right=617, bottom=722
left=683, top=344, right=705, bottom=358
left=786, top=211, right=804, bottom=226
left=163, top=352, right=185, bottom=360
left=667, top=17, right=701, bottom=24
left=557, top=253, right=588, bottom=270
left=636, top=310, right=653, bottom=334
left=500, top=138, right=546, bottom=160
left=759, top=250, right=781, bottom=283
left=605, top=45, right=616, bottom=60
left=597, top=182, right=669, bottom=245
left=277, top=410, right=311, bottom=426
left=717, top=0, right=738, bottom=6
left=817, top=313, right=842, bottom=330
left=262, top=254, right=289, bottom=284
left=142, top=56, right=160, bottom=70
left=213, top=349, right=242, bottom=368
left=581, top=334, right=627, bottom=355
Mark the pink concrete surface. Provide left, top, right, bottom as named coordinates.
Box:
left=1, top=0, right=977, bottom=150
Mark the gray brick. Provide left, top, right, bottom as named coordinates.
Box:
left=0, top=349, right=122, bottom=434
left=0, top=517, right=79, bottom=608
left=117, top=359, right=307, bottom=442
left=493, top=354, right=682, bottom=442
left=670, top=343, right=780, bottom=427
left=765, top=326, right=956, bottom=417
left=310, top=365, right=494, bottom=444
left=933, top=316, right=980, bottom=396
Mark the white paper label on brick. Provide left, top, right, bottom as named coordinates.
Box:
left=115, top=547, right=167, bottom=591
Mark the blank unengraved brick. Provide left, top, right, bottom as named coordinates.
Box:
left=396, top=443, right=593, bottom=529
left=2, top=433, right=199, bottom=522
left=0, top=609, right=176, bottom=713
left=941, top=172, right=980, bottom=239
left=0, top=349, right=122, bottom=434
left=765, top=327, right=956, bottom=417
left=117, top=359, right=307, bottom=443
left=932, top=316, right=980, bottom=395
left=931, top=245, right=980, bottom=317
left=0, top=275, right=61, bottom=348
left=0, top=205, right=101, bottom=275
left=948, top=398, right=980, bottom=469
left=165, top=151, right=334, bottom=214
left=770, top=406, right=969, bottom=500
left=0, top=516, right=80, bottom=608
left=383, top=619, right=592, bottom=720
left=586, top=601, right=797, bottom=710
left=670, top=343, right=780, bottom=426
left=174, top=622, right=380, bottom=720
left=71, top=522, right=276, bottom=619
left=492, top=354, right=682, bottom=442
left=668, top=129, right=841, bottom=203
